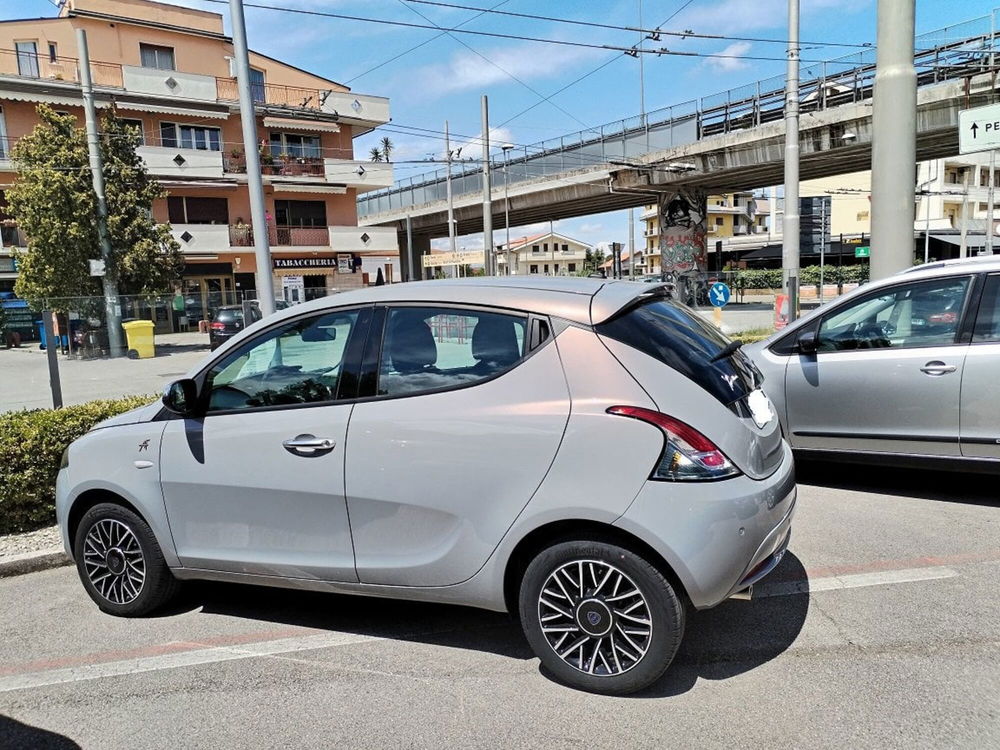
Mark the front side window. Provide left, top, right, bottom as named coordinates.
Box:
left=274, top=199, right=326, bottom=226
left=269, top=132, right=321, bottom=159
left=249, top=67, right=266, bottom=103
left=378, top=307, right=527, bottom=397
left=15, top=41, right=39, bottom=77
left=167, top=196, right=228, bottom=225
left=140, top=43, right=175, bottom=71
left=973, top=274, right=1000, bottom=343
left=205, top=310, right=360, bottom=412
left=817, top=276, right=971, bottom=351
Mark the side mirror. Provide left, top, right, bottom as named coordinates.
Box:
left=162, top=378, right=199, bottom=416
left=797, top=330, right=819, bottom=354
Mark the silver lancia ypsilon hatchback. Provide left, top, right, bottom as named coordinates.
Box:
left=57, top=277, right=795, bottom=694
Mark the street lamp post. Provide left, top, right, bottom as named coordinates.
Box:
left=502, top=143, right=514, bottom=275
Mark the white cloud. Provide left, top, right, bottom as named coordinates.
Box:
left=412, top=43, right=599, bottom=99
left=704, top=42, right=752, bottom=72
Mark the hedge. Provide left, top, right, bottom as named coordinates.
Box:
left=731, top=264, right=870, bottom=290
left=0, top=395, right=155, bottom=535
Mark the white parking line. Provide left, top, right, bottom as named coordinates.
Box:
left=756, top=566, right=959, bottom=598
left=0, top=631, right=382, bottom=694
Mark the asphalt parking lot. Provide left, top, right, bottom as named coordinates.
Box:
left=1, top=463, right=998, bottom=749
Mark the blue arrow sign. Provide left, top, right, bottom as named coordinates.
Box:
left=709, top=282, right=731, bottom=308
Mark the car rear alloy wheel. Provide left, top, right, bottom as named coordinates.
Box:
left=538, top=560, right=651, bottom=676
left=83, top=519, right=146, bottom=605
left=74, top=503, right=181, bottom=617
left=520, top=540, right=684, bottom=695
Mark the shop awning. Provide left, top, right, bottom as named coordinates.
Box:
left=263, top=116, right=341, bottom=133
left=929, top=233, right=986, bottom=248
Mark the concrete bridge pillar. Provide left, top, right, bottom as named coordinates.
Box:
left=658, top=188, right=708, bottom=305
left=397, top=232, right=432, bottom=281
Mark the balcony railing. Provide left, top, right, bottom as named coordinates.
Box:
left=0, top=48, right=123, bottom=88
left=229, top=224, right=330, bottom=247
left=223, top=154, right=325, bottom=177
left=217, top=78, right=329, bottom=111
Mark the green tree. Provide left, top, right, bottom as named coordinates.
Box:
left=8, top=105, right=181, bottom=303
left=379, top=136, right=393, bottom=162
left=369, top=146, right=383, bottom=162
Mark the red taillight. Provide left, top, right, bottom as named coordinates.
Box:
left=607, top=405, right=740, bottom=481
left=210, top=321, right=225, bottom=331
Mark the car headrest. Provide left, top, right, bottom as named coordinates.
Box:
left=471, top=316, right=520, bottom=367
left=388, top=315, right=437, bottom=373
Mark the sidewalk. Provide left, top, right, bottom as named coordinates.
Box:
left=0, top=331, right=212, bottom=413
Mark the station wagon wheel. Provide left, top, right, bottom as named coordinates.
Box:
left=519, top=540, right=684, bottom=695
left=74, top=503, right=181, bottom=617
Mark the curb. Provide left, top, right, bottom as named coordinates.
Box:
left=0, top=549, right=72, bottom=578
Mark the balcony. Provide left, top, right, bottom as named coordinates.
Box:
left=324, top=160, right=394, bottom=192
left=224, top=154, right=326, bottom=178
left=215, top=80, right=390, bottom=129
left=229, top=224, right=331, bottom=248
left=329, top=226, right=398, bottom=253
left=170, top=224, right=231, bottom=251
left=137, top=146, right=224, bottom=178
left=121, top=65, right=216, bottom=101
left=0, top=48, right=123, bottom=88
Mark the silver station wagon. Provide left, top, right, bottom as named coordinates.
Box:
left=57, top=277, right=795, bottom=694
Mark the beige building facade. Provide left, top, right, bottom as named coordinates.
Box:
left=0, top=0, right=398, bottom=313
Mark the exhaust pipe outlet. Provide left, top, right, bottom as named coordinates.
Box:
left=729, top=585, right=753, bottom=601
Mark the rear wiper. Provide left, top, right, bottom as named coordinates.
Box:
left=708, top=340, right=743, bottom=364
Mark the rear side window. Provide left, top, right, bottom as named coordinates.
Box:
left=378, top=307, right=527, bottom=397
left=597, top=299, right=757, bottom=405
left=973, top=274, right=1000, bottom=342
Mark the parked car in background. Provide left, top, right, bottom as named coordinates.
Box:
left=746, top=255, right=1000, bottom=473
left=209, top=301, right=289, bottom=350
left=56, top=277, right=794, bottom=695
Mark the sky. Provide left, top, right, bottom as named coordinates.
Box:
left=7, top=0, right=999, bottom=254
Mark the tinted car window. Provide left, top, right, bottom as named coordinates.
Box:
left=378, top=307, right=527, bottom=397
left=817, top=276, right=970, bottom=351
left=596, top=298, right=758, bottom=405
left=205, top=310, right=359, bottom=411
left=973, top=274, right=1000, bottom=342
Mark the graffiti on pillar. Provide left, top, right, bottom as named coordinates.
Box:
left=658, top=188, right=707, bottom=279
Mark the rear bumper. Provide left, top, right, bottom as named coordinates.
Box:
left=613, top=439, right=797, bottom=609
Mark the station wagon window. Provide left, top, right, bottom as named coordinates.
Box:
left=205, top=310, right=359, bottom=412
left=378, top=307, right=527, bottom=397
left=973, top=274, right=1000, bottom=343
left=817, top=276, right=971, bottom=351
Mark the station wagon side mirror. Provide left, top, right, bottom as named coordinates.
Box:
left=797, top=330, right=819, bottom=355
left=162, top=378, right=199, bottom=416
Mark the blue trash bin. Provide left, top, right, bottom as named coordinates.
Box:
left=37, top=318, right=70, bottom=351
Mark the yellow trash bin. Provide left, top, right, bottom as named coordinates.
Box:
left=121, top=320, right=156, bottom=359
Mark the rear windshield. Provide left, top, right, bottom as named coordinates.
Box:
left=214, top=309, right=242, bottom=323
left=596, top=298, right=759, bottom=406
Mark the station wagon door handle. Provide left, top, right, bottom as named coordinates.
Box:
left=282, top=434, right=336, bottom=456
left=920, top=361, right=957, bottom=376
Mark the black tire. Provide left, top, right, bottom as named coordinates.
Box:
left=519, top=540, right=684, bottom=695
left=73, top=503, right=181, bottom=617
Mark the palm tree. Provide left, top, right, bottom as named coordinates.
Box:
left=369, top=146, right=383, bottom=163
left=380, top=136, right=394, bottom=162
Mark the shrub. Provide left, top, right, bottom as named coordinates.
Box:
left=0, top=395, right=155, bottom=535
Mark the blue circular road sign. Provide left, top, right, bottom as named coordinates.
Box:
left=709, top=282, right=731, bottom=308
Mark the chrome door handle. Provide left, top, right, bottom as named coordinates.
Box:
left=920, top=361, right=957, bottom=376
left=282, top=434, right=336, bottom=456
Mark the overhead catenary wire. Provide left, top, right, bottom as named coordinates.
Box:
left=192, top=0, right=880, bottom=65
left=399, top=0, right=879, bottom=50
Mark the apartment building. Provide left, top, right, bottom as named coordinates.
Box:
left=496, top=232, right=590, bottom=276
left=0, top=0, right=397, bottom=314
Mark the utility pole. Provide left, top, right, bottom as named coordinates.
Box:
left=405, top=214, right=414, bottom=281
left=782, top=0, right=801, bottom=323
left=229, top=0, right=275, bottom=315
left=445, top=120, right=457, bottom=255
left=76, top=29, right=124, bottom=357
left=960, top=166, right=970, bottom=258
left=628, top=208, right=635, bottom=279
left=987, top=151, right=996, bottom=255
left=870, top=0, right=917, bottom=279
left=481, top=95, right=493, bottom=275
left=637, top=0, right=646, bottom=125
left=502, top=143, right=513, bottom=275
left=819, top=197, right=826, bottom=303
